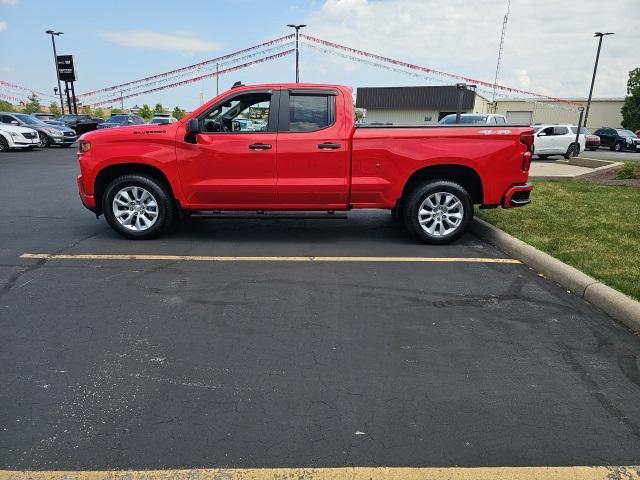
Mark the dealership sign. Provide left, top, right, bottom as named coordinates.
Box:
left=56, top=55, right=77, bottom=82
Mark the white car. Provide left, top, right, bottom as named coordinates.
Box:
left=439, top=113, right=508, bottom=124
left=533, top=124, right=586, bottom=159
left=150, top=115, right=178, bottom=125
left=0, top=123, right=40, bottom=152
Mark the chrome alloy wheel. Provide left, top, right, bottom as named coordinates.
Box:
left=112, top=186, right=159, bottom=231
left=417, top=192, right=464, bottom=237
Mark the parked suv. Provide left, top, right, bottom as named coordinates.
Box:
left=97, top=114, right=146, bottom=129
left=593, top=128, right=640, bottom=152
left=59, top=114, right=100, bottom=135
left=150, top=114, right=178, bottom=125
left=533, top=124, right=585, bottom=159
left=439, top=113, right=507, bottom=125
left=0, top=112, right=77, bottom=148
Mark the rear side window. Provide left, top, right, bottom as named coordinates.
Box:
left=495, top=117, right=506, bottom=124
left=553, top=126, right=569, bottom=135
left=288, top=94, right=334, bottom=132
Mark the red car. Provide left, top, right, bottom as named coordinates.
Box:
left=582, top=127, right=601, bottom=151
left=77, top=83, right=533, bottom=244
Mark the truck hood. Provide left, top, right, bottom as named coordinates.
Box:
left=80, top=122, right=179, bottom=142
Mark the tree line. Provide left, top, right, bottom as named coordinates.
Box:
left=0, top=94, right=188, bottom=121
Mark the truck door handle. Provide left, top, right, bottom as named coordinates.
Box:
left=318, top=142, right=341, bottom=149
left=249, top=143, right=272, bottom=150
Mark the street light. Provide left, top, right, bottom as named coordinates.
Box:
left=287, top=24, right=306, bottom=83
left=45, top=30, right=65, bottom=115
left=583, top=32, right=614, bottom=128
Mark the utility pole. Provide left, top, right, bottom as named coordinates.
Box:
left=287, top=24, right=306, bottom=83
left=455, top=83, right=466, bottom=124
left=584, top=32, right=614, bottom=128
left=45, top=30, right=65, bottom=115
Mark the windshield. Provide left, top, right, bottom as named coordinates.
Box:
left=14, top=114, right=46, bottom=126
left=440, top=115, right=487, bottom=124
left=570, top=127, right=590, bottom=134
left=616, top=129, right=636, bottom=137
left=59, top=115, right=77, bottom=121
left=106, top=115, right=129, bottom=125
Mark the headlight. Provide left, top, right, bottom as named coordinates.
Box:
left=79, top=140, right=91, bottom=153
left=10, top=132, right=20, bottom=138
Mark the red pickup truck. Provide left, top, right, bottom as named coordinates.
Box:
left=77, top=83, right=533, bottom=244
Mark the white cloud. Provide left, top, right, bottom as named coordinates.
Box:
left=0, top=20, right=6, bottom=32
left=305, top=0, right=640, bottom=98
left=100, top=30, right=219, bottom=53
left=0, top=0, right=18, bottom=5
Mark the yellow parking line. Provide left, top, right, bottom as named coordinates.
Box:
left=20, top=253, right=521, bottom=264
left=1, top=466, right=638, bottom=480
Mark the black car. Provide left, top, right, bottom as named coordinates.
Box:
left=58, top=114, right=100, bottom=135
left=0, top=112, right=77, bottom=148
left=97, top=114, right=146, bottom=129
left=593, top=127, right=640, bottom=152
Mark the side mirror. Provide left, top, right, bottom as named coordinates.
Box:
left=185, top=118, right=199, bottom=144
left=10, top=120, right=19, bottom=126
left=127, top=119, right=133, bottom=124
left=538, top=132, right=547, bottom=137
left=186, top=118, right=199, bottom=133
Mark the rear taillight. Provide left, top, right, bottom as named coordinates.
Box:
left=520, top=131, right=534, bottom=171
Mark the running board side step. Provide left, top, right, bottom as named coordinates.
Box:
left=190, top=211, right=348, bottom=220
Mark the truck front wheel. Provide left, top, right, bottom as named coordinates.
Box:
left=103, top=174, right=177, bottom=240
left=403, top=180, right=473, bottom=244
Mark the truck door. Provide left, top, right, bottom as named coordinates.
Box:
left=535, top=126, right=554, bottom=154
left=275, top=89, right=349, bottom=208
left=175, top=90, right=279, bottom=208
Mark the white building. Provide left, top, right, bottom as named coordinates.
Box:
left=356, top=86, right=624, bottom=128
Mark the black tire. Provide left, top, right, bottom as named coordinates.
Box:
left=0, top=136, right=8, bottom=152
left=59, top=144, right=72, bottom=148
left=613, top=142, right=623, bottom=152
left=538, top=154, right=550, bottom=160
left=564, top=143, right=576, bottom=159
left=103, top=174, right=177, bottom=240
left=390, top=205, right=402, bottom=222
left=38, top=132, right=50, bottom=148
left=402, top=180, right=473, bottom=245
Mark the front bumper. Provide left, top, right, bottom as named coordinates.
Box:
left=77, top=175, right=96, bottom=211
left=502, top=183, right=533, bottom=208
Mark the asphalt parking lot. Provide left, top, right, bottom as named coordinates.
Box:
left=1, top=147, right=640, bottom=472
left=580, top=148, right=640, bottom=162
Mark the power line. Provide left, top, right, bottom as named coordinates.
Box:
left=78, top=34, right=294, bottom=98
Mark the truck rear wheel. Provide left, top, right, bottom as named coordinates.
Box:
left=403, top=180, right=473, bottom=245
left=103, top=174, right=177, bottom=240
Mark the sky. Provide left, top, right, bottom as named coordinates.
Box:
left=0, top=0, right=638, bottom=111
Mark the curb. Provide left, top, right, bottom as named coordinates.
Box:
left=529, top=159, right=622, bottom=180
left=471, top=218, right=640, bottom=332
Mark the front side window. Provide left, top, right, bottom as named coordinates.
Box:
left=289, top=94, right=333, bottom=132
left=202, top=92, right=271, bottom=133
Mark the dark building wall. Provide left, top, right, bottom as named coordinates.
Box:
left=356, top=86, right=475, bottom=110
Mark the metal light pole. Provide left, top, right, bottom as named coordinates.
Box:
left=287, top=24, right=306, bottom=83
left=584, top=32, right=614, bottom=128
left=46, top=30, right=65, bottom=115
